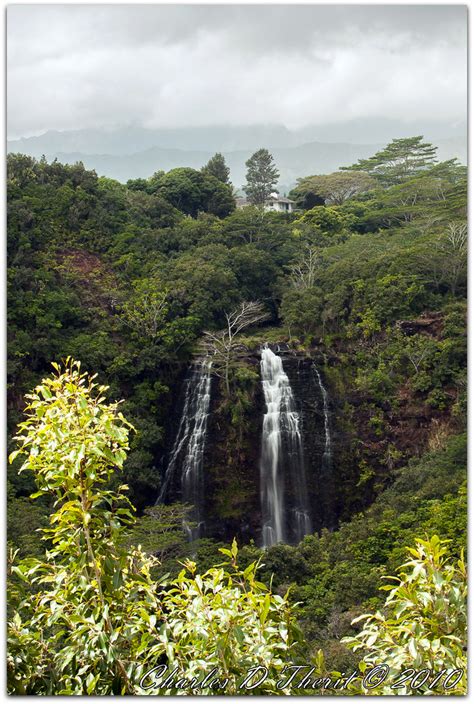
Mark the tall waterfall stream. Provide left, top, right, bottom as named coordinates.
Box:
left=259, top=346, right=312, bottom=548
left=157, top=359, right=212, bottom=540
left=312, top=365, right=332, bottom=472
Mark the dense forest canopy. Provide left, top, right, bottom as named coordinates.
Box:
left=7, top=136, right=467, bottom=693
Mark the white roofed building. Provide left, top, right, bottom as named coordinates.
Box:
left=264, top=193, right=295, bottom=213
left=235, top=192, right=296, bottom=212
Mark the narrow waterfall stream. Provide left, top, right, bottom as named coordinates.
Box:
left=259, top=346, right=312, bottom=548
left=157, top=359, right=212, bottom=540
left=313, top=365, right=332, bottom=471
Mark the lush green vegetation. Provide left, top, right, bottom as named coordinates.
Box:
left=7, top=137, right=467, bottom=693
left=7, top=364, right=466, bottom=694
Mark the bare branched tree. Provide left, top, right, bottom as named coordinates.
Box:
left=440, top=221, right=468, bottom=295
left=406, top=344, right=430, bottom=374
left=200, top=301, right=269, bottom=395
left=416, top=220, right=467, bottom=295
left=288, top=246, right=320, bottom=290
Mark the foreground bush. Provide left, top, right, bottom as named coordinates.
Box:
left=7, top=360, right=299, bottom=695
left=342, top=535, right=467, bottom=694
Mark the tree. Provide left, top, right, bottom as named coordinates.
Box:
left=228, top=245, right=279, bottom=301
left=167, top=246, right=240, bottom=329
left=200, top=301, right=270, bottom=395
left=438, top=221, right=468, bottom=296
left=120, top=278, right=170, bottom=341
left=290, top=171, right=376, bottom=208
left=350, top=274, right=426, bottom=339
left=204, top=176, right=236, bottom=218
left=402, top=332, right=437, bottom=375
left=342, top=536, right=467, bottom=695
left=202, top=152, right=231, bottom=184
left=7, top=359, right=159, bottom=694
left=126, top=177, right=150, bottom=192
left=280, top=286, right=324, bottom=340
left=151, top=168, right=235, bottom=218
left=244, top=149, right=279, bottom=206
left=7, top=361, right=300, bottom=695
left=118, top=277, right=199, bottom=354
left=7, top=153, right=40, bottom=189
left=342, top=136, right=438, bottom=186
left=125, top=502, right=192, bottom=569
left=146, top=540, right=300, bottom=694
left=423, top=159, right=467, bottom=188
left=287, top=245, right=320, bottom=290
left=295, top=205, right=347, bottom=239
left=417, top=221, right=468, bottom=296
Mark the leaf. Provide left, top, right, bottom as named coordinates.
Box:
left=233, top=626, right=245, bottom=645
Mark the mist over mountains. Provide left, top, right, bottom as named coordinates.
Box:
left=8, top=118, right=466, bottom=191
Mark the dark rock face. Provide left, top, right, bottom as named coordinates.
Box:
left=159, top=345, right=345, bottom=544
left=202, top=362, right=264, bottom=543
left=396, top=311, right=444, bottom=337
left=281, top=352, right=339, bottom=534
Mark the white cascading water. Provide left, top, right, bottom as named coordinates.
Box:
left=157, top=359, right=212, bottom=540
left=259, top=346, right=311, bottom=548
left=312, top=365, right=332, bottom=471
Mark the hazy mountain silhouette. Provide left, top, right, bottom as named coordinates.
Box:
left=8, top=119, right=466, bottom=190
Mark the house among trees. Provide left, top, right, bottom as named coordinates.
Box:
left=236, top=193, right=295, bottom=212
left=264, top=193, right=295, bottom=213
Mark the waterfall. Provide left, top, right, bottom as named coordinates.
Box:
left=259, top=346, right=312, bottom=548
left=312, top=365, right=332, bottom=471
left=157, top=359, right=212, bottom=540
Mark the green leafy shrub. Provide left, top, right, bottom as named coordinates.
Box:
left=153, top=541, right=301, bottom=694
left=342, top=536, right=467, bottom=694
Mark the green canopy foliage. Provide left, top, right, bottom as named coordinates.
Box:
left=290, top=171, right=376, bottom=208
left=202, top=152, right=231, bottom=185
left=153, top=167, right=235, bottom=217
left=343, top=536, right=467, bottom=694
left=342, top=136, right=438, bottom=186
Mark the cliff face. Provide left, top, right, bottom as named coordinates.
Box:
left=159, top=332, right=451, bottom=544
left=160, top=344, right=346, bottom=544
left=203, top=354, right=263, bottom=543
left=282, top=352, right=339, bottom=535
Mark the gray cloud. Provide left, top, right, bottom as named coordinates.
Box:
left=7, top=4, right=467, bottom=138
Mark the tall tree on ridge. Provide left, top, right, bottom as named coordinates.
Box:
left=244, top=148, right=279, bottom=206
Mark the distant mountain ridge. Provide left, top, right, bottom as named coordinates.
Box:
left=8, top=121, right=466, bottom=190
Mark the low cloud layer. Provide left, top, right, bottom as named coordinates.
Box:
left=7, top=5, right=467, bottom=138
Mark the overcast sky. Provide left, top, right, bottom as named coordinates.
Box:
left=7, top=4, right=467, bottom=139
